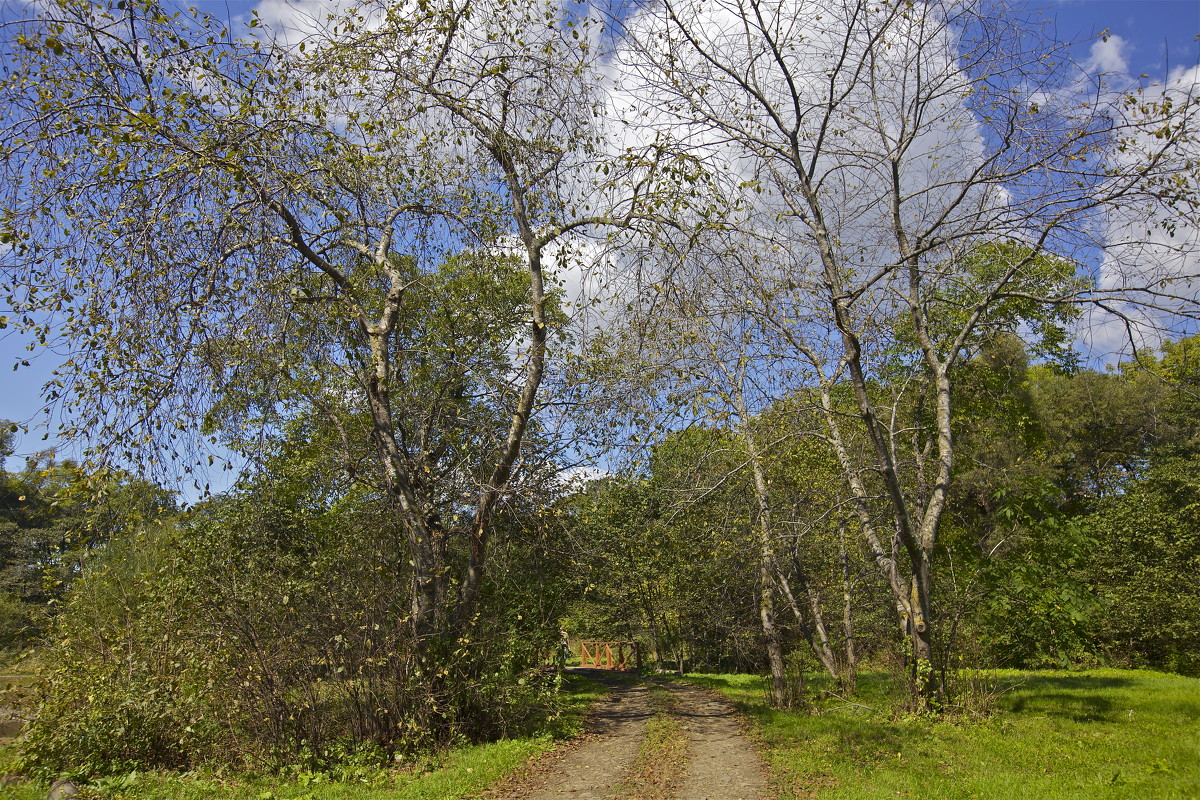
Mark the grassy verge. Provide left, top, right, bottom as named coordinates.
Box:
left=621, top=682, right=689, bottom=800
left=687, top=668, right=1200, bottom=800
left=0, top=671, right=609, bottom=800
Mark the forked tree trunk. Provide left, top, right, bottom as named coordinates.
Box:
left=776, top=562, right=840, bottom=679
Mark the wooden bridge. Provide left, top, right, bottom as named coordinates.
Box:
left=580, top=640, right=641, bottom=671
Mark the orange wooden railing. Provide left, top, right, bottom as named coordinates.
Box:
left=579, top=640, right=641, bottom=670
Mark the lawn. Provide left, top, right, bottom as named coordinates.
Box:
left=688, top=668, right=1200, bottom=800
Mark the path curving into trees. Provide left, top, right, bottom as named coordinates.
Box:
left=501, top=669, right=770, bottom=800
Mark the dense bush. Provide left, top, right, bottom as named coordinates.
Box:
left=18, top=477, right=567, bottom=777
left=1086, top=457, right=1200, bottom=676
left=18, top=523, right=233, bottom=776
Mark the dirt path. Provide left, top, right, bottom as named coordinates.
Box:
left=512, top=669, right=653, bottom=799
left=503, top=669, right=770, bottom=800
left=668, top=682, right=769, bottom=800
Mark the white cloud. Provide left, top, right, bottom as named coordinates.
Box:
left=250, top=0, right=364, bottom=46
left=1085, top=62, right=1200, bottom=361
left=601, top=1, right=1008, bottom=330
left=555, top=463, right=613, bottom=491
left=239, top=0, right=1200, bottom=368
left=1086, top=34, right=1129, bottom=75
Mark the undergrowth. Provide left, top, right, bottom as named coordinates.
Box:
left=0, top=672, right=609, bottom=800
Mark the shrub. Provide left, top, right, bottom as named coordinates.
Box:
left=19, top=483, right=566, bottom=776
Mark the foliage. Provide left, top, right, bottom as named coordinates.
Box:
left=609, top=0, right=1161, bottom=705
left=1029, top=366, right=1167, bottom=504
left=0, top=0, right=1197, bottom=771
left=0, top=451, right=174, bottom=649
left=0, top=0, right=656, bottom=755
left=0, top=0, right=648, bottom=707
left=18, top=444, right=574, bottom=775
left=3, top=672, right=606, bottom=798
left=17, top=520, right=229, bottom=776
left=565, top=334, right=1200, bottom=693
left=972, top=506, right=1099, bottom=670
left=935, top=334, right=1200, bottom=673
left=560, top=430, right=767, bottom=674
left=1064, top=336, right=1200, bottom=676
left=1085, top=456, right=1200, bottom=676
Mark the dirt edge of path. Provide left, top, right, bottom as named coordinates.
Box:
left=494, top=671, right=774, bottom=800
left=488, top=668, right=651, bottom=800
left=659, top=680, right=772, bottom=800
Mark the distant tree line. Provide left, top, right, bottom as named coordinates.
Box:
left=564, top=334, right=1200, bottom=689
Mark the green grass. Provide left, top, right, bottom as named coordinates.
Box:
left=686, top=668, right=1200, bottom=800
left=620, top=681, right=688, bottom=800
left=0, top=672, right=610, bottom=800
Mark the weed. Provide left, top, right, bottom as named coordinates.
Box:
left=621, top=683, right=689, bottom=800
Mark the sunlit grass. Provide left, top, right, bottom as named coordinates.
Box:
left=687, top=668, right=1200, bottom=800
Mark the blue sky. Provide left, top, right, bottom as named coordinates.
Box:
left=1049, top=0, right=1198, bottom=78
left=1, top=0, right=1198, bottom=470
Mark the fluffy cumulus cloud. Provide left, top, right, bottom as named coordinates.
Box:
left=609, top=1, right=1199, bottom=365
left=246, top=0, right=1200, bottom=361
left=1082, top=61, right=1200, bottom=361
left=1086, top=34, right=1130, bottom=76
left=601, top=0, right=1040, bottom=335
left=250, top=0, right=365, bottom=45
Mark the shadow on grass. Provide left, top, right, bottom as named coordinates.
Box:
left=1004, top=675, right=1136, bottom=723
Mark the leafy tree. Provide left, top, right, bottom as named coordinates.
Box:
left=560, top=442, right=762, bottom=674
left=0, top=449, right=173, bottom=648
left=939, top=334, right=1200, bottom=672
left=1069, top=336, right=1200, bottom=675
left=1030, top=365, right=1167, bottom=505
left=1085, top=456, right=1200, bottom=675
left=0, top=1, right=665, bottom=737
left=0, top=425, right=12, bottom=468
left=756, top=396, right=890, bottom=690
left=21, top=424, right=572, bottom=775
left=1147, top=334, right=1200, bottom=459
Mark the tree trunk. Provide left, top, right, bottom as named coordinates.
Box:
left=759, top=556, right=788, bottom=705
left=776, top=561, right=839, bottom=679
left=839, top=522, right=858, bottom=694
left=907, top=554, right=941, bottom=707
left=743, top=425, right=788, bottom=706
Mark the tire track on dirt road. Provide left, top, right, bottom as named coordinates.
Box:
left=510, top=668, right=653, bottom=800
left=666, top=681, right=769, bottom=800
left=502, top=669, right=769, bottom=800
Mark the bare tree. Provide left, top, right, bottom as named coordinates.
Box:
left=615, top=0, right=1200, bottom=705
